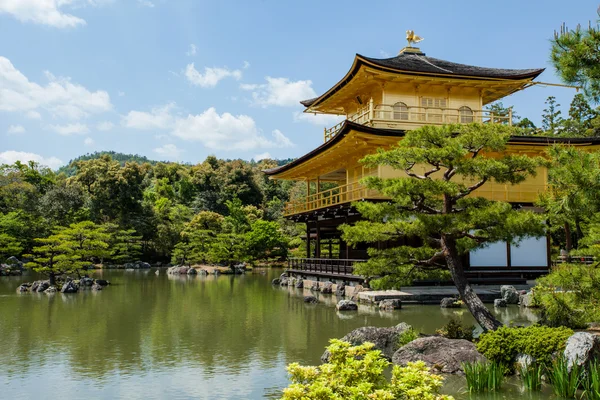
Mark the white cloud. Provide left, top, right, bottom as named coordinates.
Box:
left=26, top=110, right=41, bottom=119
left=84, top=137, right=94, bottom=146
left=96, top=121, right=114, bottom=131
left=122, top=103, right=175, bottom=130
left=154, top=144, right=183, bottom=159
left=240, top=76, right=317, bottom=107
left=137, top=0, right=154, bottom=7
left=254, top=152, right=271, bottom=161
left=172, top=107, right=294, bottom=150
left=293, top=111, right=345, bottom=126
left=186, top=44, right=197, bottom=57
left=7, top=125, right=25, bottom=134
left=185, top=63, right=242, bottom=88
left=48, top=122, right=89, bottom=135
left=0, top=56, right=112, bottom=120
left=243, top=61, right=250, bottom=69
left=0, top=150, right=63, bottom=169
left=0, top=0, right=85, bottom=28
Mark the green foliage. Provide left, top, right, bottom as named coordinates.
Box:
left=462, top=361, right=506, bottom=393
left=435, top=319, right=473, bottom=341
left=534, top=263, right=600, bottom=328
left=245, top=219, right=288, bottom=260
left=476, top=325, right=573, bottom=367
left=0, top=232, right=23, bottom=259
left=584, top=361, right=600, bottom=400
left=518, top=362, right=544, bottom=391
left=542, top=96, right=563, bottom=133
left=281, top=339, right=453, bottom=400
left=25, top=234, right=83, bottom=283
left=106, top=226, right=143, bottom=264
left=397, top=328, right=420, bottom=347
left=548, top=355, right=585, bottom=398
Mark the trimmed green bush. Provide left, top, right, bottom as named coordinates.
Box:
left=436, top=318, right=474, bottom=341
left=476, top=325, right=573, bottom=368
left=397, top=328, right=420, bottom=347
left=281, top=339, right=454, bottom=400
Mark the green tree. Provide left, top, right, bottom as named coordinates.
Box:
left=57, top=221, right=111, bottom=267
left=542, top=96, right=563, bottom=133
left=551, top=13, right=600, bottom=102
left=245, top=219, right=288, bottom=260
left=340, top=123, right=546, bottom=331
left=25, top=234, right=82, bottom=285
left=0, top=233, right=23, bottom=259
left=208, top=233, right=247, bottom=267
left=171, top=211, right=224, bottom=265
left=106, top=225, right=143, bottom=264
left=485, top=102, right=520, bottom=125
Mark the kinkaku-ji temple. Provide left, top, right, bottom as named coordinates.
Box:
left=264, top=37, right=600, bottom=285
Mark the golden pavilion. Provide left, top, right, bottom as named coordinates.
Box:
left=265, top=40, right=600, bottom=283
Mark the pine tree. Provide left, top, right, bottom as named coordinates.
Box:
left=340, top=123, right=546, bottom=331
left=542, top=96, right=563, bottom=133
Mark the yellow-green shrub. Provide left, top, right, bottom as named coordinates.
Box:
left=281, top=339, right=453, bottom=400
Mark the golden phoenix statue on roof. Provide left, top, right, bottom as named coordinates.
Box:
left=406, top=30, right=424, bottom=47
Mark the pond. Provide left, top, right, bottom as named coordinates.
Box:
left=0, top=269, right=556, bottom=399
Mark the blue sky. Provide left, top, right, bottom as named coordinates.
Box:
left=0, top=0, right=597, bottom=169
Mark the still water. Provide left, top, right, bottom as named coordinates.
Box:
left=0, top=269, right=554, bottom=399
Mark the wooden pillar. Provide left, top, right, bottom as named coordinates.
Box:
left=315, top=220, right=321, bottom=258
left=306, top=179, right=310, bottom=212
left=345, top=216, right=350, bottom=259
left=329, top=239, right=333, bottom=259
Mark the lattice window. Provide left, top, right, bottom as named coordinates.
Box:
left=459, top=106, right=474, bottom=123
left=393, top=102, right=409, bottom=120
left=420, top=97, right=447, bottom=108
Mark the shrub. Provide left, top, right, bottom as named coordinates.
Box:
left=436, top=318, right=474, bottom=341
left=281, top=339, right=454, bottom=400
left=534, top=263, right=600, bottom=329
left=397, top=328, right=420, bottom=347
left=476, top=325, right=573, bottom=368
left=462, top=361, right=505, bottom=392
left=584, top=360, right=600, bottom=400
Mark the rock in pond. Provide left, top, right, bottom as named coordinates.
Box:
left=61, top=281, right=78, bottom=294
left=501, top=285, right=519, bottom=304
left=304, top=295, right=318, bottom=304
left=91, top=283, right=103, bottom=291
left=95, top=279, right=109, bottom=286
left=494, top=298, right=507, bottom=308
left=335, top=283, right=345, bottom=297
left=295, top=279, right=304, bottom=289
left=379, top=299, right=402, bottom=310
left=45, top=286, right=57, bottom=295
left=564, top=332, right=600, bottom=371
left=310, top=282, right=319, bottom=292
left=80, top=277, right=94, bottom=287
left=167, top=266, right=190, bottom=275
left=440, top=297, right=461, bottom=308
left=321, top=281, right=334, bottom=294
left=520, top=291, right=536, bottom=307
left=336, top=300, right=358, bottom=311
left=16, top=284, right=29, bottom=293
left=279, top=277, right=289, bottom=286
left=271, top=278, right=281, bottom=285
left=321, top=322, right=412, bottom=362
left=187, top=268, right=198, bottom=275
left=392, top=336, right=486, bottom=374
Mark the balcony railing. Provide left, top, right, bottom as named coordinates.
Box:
left=288, top=258, right=366, bottom=276
left=324, top=99, right=512, bottom=142
left=284, top=182, right=386, bottom=216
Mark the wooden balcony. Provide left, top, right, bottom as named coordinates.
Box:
left=284, top=182, right=386, bottom=216
left=287, top=258, right=365, bottom=280
left=324, top=99, right=512, bottom=142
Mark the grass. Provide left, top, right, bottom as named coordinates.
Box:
left=462, top=361, right=506, bottom=393
left=518, top=361, right=544, bottom=391
left=548, top=355, right=584, bottom=398
left=583, top=361, right=600, bottom=400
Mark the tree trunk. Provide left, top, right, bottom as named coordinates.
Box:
left=564, top=222, right=572, bottom=253
left=48, top=272, right=56, bottom=286
left=442, top=236, right=502, bottom=331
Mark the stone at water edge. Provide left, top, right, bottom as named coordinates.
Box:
left=287, top=277, right=296, bottom=287
left=440, top=297, right=461, bottom=308
left=392, top=336, right=486, bottom=374
left=80, top=277, right=94, bottom=287
left=335, top=283, right=345, bottom=297
left=321, top=281, right=334, bottom=294
left=563, top=332, right=600, bottom=371
left=44, top=286, right=57, bottom=295
left=494, top=298, right=507, bottom=308
left=279, top=277, right=289, bottom=286
left=349, top=285, right=367, bottom=301
left=295, top=279, right=304, bottom=289
left=61, top=281, right=78, bottom=294
left=310, top=282, right=319, bottom=292
left=16, top=284, right=29, bottom=293
left=336, top=300, right=358, bottom=311
left=91, top=283, right=103, bottom=291
left=155, top=270, right=160, bottom=276
left=520, top=291, right=536, bottom=308
left=35, top=281, right=50, bottom=293
left=379, top=299, right=402, bottom=310
left=271, top=278, right=280, bottom=285
left=321, top=322, right=412, bottom=362
left=515, top=353, right=535, bottom=371
left=95, top=279, right=109, bottom=286
left=501, top=285, right=520, bottom=304
left=304, top=295, right=318, bottom=304
left=187, top=268, right=198, bottom=275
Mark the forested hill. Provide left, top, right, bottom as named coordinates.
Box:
left=58, top=151, right=294, bottom=176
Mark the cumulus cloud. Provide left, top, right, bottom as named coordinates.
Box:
left=171, top=107, right=294, bottom=150
left=240, top=77, right=317, bottom=107
left=0, top=57, right=112, bottom=120
left=185, top=63, right=242, bottom=88
left=186, top=44, right=197, bottom=57
left=254, top=152, right=271, bottom=161
left=7, top=125, right=25, bottom=134
left=96, top=121, right=114, bottom=131
left=154, top=144, right=183, bottom=159
left=48, top=123, right=89, bottom=135
left=137, top=0, right=154, bottom=7
left=122, top=103, right=175, bottom=130
left=0, top=0, right=113, bottom=28
left=0, top=150, right=63, bottom=169
left=84, top=137, right=94, bottom=146
left=293, top=111, right=345, bottom=126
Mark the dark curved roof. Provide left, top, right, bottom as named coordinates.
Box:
left=264, top=122, right=600, bottom=176
left=300, top=52, right=545, bottom=108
